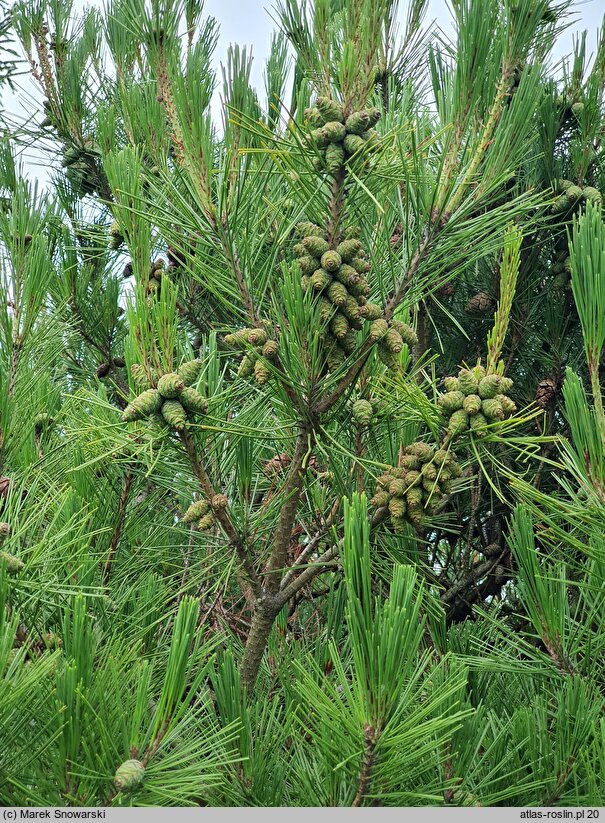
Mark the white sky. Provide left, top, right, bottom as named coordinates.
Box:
left=2, top=0, right=603, bottom=179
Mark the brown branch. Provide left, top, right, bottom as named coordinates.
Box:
left=352, top=725, right=379, bottom=807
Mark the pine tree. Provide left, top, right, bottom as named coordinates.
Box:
left=0, top=0, right=604, bottom=807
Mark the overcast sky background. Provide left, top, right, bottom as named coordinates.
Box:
left=3, top=0, right=604, bottom=180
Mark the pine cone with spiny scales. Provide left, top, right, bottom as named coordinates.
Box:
left=534, top=377, right=558, bottom=409
left=465, top=291, right=493, bottom=314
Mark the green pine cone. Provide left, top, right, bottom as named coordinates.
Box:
left=224, top=329, right=251, bottom=347
left=438, top=391, right=465, bottom=412
left=296, top=222, right=325, bottom=238
left=422, top=478, right=440, bottom=495
left=161, top=399, right=187, bottom=431
left=345, top=110, right=371, bottom=135
left=384, top=328, right=403, bottom=353
left=342, top=295, right=362, bottom=322
left=303, top=107, right=322, bottom=128
left=457, top=369, right=479, bottom=395
left=334, top=264, right=360, bottom=287
left=325, top=143, right=345, bottom=174
left=496, top=394, right=517, bottom=415
left=114, top=759, right=145, bottom=792
left=130, top=364, right=152, bottom=391
left=0, top=551, right=24, bottom=575
left=352, top=398, right=373, bottom=426
left=247, top=328, right=268, bottom=346
left=343, top=133, right=366, bottom=155
left=462, top=394, right=482, bottom=415
left=407, top=442, right=434, bottom=462
left=311, top=268, right=332, bottom=292
left=254, top=359, right=270, bottom=385
left=157, top=372, right=186, bottom=399
left=566, top=185, right=583, bottom=202
left=343, top=226, right=362, bottom=239
left=321, top=250, right=342, bottom=271
left=376, top=472, right=395, bottom=489
left=369, top=318, right=388, bottom=341
left=390, top=320, right=417, bottom=347
left=391, top=515, right=406, bottom=534
left=367, top=107, right=381, bottom=127
left=238, top=352, right=257, bottom=378
left=262, top=340, right=279, bottom=358
left=582, top=186, right=602, bottom=204
left=308, top=128, right=329, bottom=148
left=340, top=330, right=357, bottom=354
left=325, top=341, right=346, bottom=371
left=358, top=302, right=383, bottom=320
left=388, top=496, right=406, bottom=518
left=481, top=398, right=504, bottom=420
left=351, top=256, right=371, bottom=274
left=469, top=412, right=489, bottom=437
left=0, top=522, right=10, bottom=540
left=316, top=97, right=344, bottom=123
left=478, top=374, right=503, bottom=399
left=377, top=344, right=400, bottom=370
left=389, top=478, right=407, bottom=496
left=322, top=121, right=346, bottom=142
left=443, top=376, right=460, bottom=392
left=330, top=312, right=349, bottom=340
left=421, top=462, right=437, bottom=481
left=551, top=195, right=571, bottom=214
left=499, top=376, right=513, bottom=394
left=301, top=274, right=311, bottom=292
left=370, top=490, right=390, bottom=508
left=302, top=236, right=330, bottom=257
left=447, top=409, right=469, bottom=435
left=297, top=255, right=320, bottom=275
left=122, top=389, right=163, bottom=422
left=292, top=242, right=306, bottom=257
left=178, top=359, right=203, bottom=386
left=197, top=513, right=215, bottom=531
left=404, top=470, right=422, bottom=488
left=327, top=281, right=348, bottom=306
left=400, top=454, right=420, bottom=471
left=406, top=487, right=423, bottom=506
left=361, top=130, right=381, bottom=151
left=319, top=298, right=334, bottom=323
left=348, top=278, right=370, bottom=298
left=182, top=499, right=210, bottom=523
left=407, top=504, right=423, bottom=529
left=336, top=239, right=362, bottom=262
left=179, top=387, right=208, bottom=415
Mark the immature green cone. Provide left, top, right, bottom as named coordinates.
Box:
left=326, top=341, right=346, bottom=371
left=238, top=353, right=256, bottom=378
left=377, top=344, right=400, bottom=370
left=470, top=412, right=488, bottom=437
left=443, top=376, right=460, bottom=392
left=438, top=391, right=465, bottom=412
left=303, top=108, right=322, bottom=127
left=447, top=409, right=469, bottom=436
left=462, top=394, right=482, bottom=415
left=178, top=359, right=203, bottom=386
left=297, top=255, right=319, bottom=275
left=292, top=242, right=305, bottom=257
left=582, top=186, right=602, bottom=204
left=388, top=496, right=406, bottom=518
left=384, top=328, right=404, bottom=353
left=262, top=340, right=279, bottom=358
left=325, top=143, right=345, bottom=174
left=406, top=487, right=423, bottom=506
left=179, top=387, right=208, bottom=415
left=351, top=256, right=371, bottom=274
left=343, top=134, right=366, bottom=155
left=321, top=250, right=342, bottom=271
left=311, top=268, right=332, bottom=292
left=361, top=129, right=381, bottom=151
left=157, top=372, right=185, bottom=399
left=122, top=389, right=163, bottom=422
left=500, top=376, right=513, bottom=394
left=358, top=302, right=382, bottom=320
left=334, top=264, right=360, bottom=287
left=370, top=490, right=390, bottom=508
left=352, top=399, right=373, bottom=427
left=319, top=298, right=334, bottom=323
left=566, top=185, right=583, bottom=202
left=496, top=394, right=517, bottom=415
left=366, top=107, right=381, bottom=127
left=316, top=97, right=344, bottom=123
left=390, top=320, right=417, bottom=347
left=389, top=478, right=407, bottom=496
left=457, top=369, right=479, bottom=395
left=303, top=236, right=330, bottom=258
left=114, top=759, right=145, bottom=792
left=348, top=278, right=370, bottom=298
left=0, top=522, right=10, bottom=540
left=478, top=374, right=503, bottom=399
left=224, top=329, right=252, bottom=347
left=482, top=399, right=504, bottom=420
left=340, top=330, right=357, bottom=355
left=391, top=516, right=406, bottom=534
left=327, top=281, right=348, bottom=306
left=131, top=364, right=153, bottom=390
left=182, top=499, right=210, bottom=523
left=336, top=239, right=362, bottom=262
left=322, top=121, right=346, bottom=142
left=330, top=312, right=349, bottom=339
left=369, top=319, right=388, bottom=341
left=407, top=442, right=434, bottom=462
left=342, top=295, right=362, bottom=322
left=254, top=360, right=270, bottom=385
left=0, top=550, right=23, bottom=574
left=308, top=128, right=329, bottom=148
left=296, top=222, right=325, bottom=238
left=161, top=400, right=187, bottom=431
left=345, top=110, right=371, bottom=135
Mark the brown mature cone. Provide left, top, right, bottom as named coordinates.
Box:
left=534, top=377, right=558, bottom=409
left=390, top=223, right=404, bottom=252
left=122, top=262, right=133, bottom=278
left=96, top=363, right=111, bottom=378
left=437, top=281, right=455, bottom=297
left=465, top=291, right=493, bottom=314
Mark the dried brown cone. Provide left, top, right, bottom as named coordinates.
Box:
left=465, top=291, right=493, bottom=314
left=534, top=377, right=558, bottom=409
left=390, top=223, right=404, bottom=252
left=96, top=363, right=111, bottom=378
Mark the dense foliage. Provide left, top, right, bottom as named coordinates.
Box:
left=1, top=0, right=605, bottom=807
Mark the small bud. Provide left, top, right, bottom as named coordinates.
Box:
left=352, top=399, right=373, bottom=427
left=157, top=372, right=186, bottom=399
left=211, top=494, right=228, bottom=510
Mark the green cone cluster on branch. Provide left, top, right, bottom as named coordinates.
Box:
left=224, top=324, right=278, bottom=385
left=370, top=442, right=462, bottom=532
left=61, top=138, right=100, bottom=196
left=114, top=759, right=145, bottom=792
left=438, top=363, right=516, bottom=439
left=180, top=494, right=227, bottom=531
left=293, top=222, right=416, bottom=372
left=303, top=98, right=381, bottom=175
left=122, top=359, right=206, bottom=431
left=550, top=179, right=602, bottom=289
left=146, top=258, right=169, bottom=296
